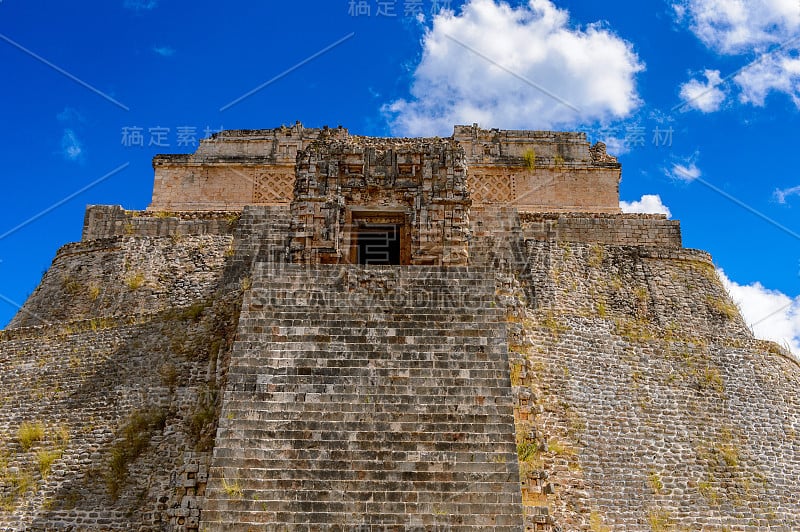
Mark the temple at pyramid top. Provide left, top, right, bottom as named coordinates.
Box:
left=149, top=122, right=622, bottom=213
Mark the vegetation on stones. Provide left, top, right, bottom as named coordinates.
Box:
left=61, top=275, right=82, bottom=296
left=587, top=244, right=604, bottom=268
left=648, top=469, right=663, bottom=493
left=124, top=271, right=145, bottom=290
left=547, top=438, right=576, bottom=457
left=17, top=421, right=45, bottom=451
left=509, top=362, right=523, bottom=386
left=541, top=311, right=569, bottom=340
left=0, top=466, right=34, bottom=511
left=699, top=366, right=724, bottom=392
left=187, top=386, right=220, bottom=451
left=698, top=477, right=720, bottom=505
left=106, top=406, right=167, bottom=500
left=589, top=511, right=611, bottom=532
left=705, top=295, right=739, bottom=320
left=222, top=477, right=243, bottom=498
left=647, top=508, right=672, bottom=532
left=88, top=282, right=101, bottom=301
left=517, top=441, right=539, bottom=463
left=159, top=362, right=179, bottom=388
left=614, top=316, right=654, bottom=343
left=181, top=301, right=207, bottom=322
left=523, top=149, right=536, bottom=171
left=37, top=449, right=63, bottom=479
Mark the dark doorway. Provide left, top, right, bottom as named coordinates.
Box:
left=355, top=224, right=401, bottom=265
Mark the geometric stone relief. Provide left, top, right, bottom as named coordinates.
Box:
left=468, top=171, right=513, bottom=204
left=253, top=169, right=294, bottom=204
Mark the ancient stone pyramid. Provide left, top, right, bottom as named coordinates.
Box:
left=1, top=124, right=798, bottom=531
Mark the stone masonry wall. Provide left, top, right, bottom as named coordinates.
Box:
left=148, top=123, right=338, bottom=211
left=9, top=234, right=234, bottom=329
left=499, top=237, right=800, bottom=530
left=0, top=289, right=242, bottom=531
left=519, top=212, right=682, bottom=248
left=82, top=205, right=239, bottom=241
left=0, top=209, right=249, bottom=530
left=454, top=125, right=621, bottom=212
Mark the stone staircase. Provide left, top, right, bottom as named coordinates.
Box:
left=202, top=264, right=524, bottom=530
left=469, top=207, right=527, bottom=270
left=222, top=205, right=291, bottom=287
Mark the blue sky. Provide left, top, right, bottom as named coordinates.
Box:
left=0, top=0, right=798, bottom=351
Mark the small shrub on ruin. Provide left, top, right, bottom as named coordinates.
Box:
left=647, top=508, right=672, bottom=532
left=222, top=477, right=243, bottom=498
left=18, top=421, right=45, bottom=451
left=37, top=449, right=62, bottom=479
left=523, top=149, right=536, bottom=171
left=124, top=272, right=145, bottom=290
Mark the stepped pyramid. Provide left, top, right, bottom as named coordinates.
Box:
left=0, top=124, right=798, bottom=531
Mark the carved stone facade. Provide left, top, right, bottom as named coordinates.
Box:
left=288, top=137, right=471, bottom=266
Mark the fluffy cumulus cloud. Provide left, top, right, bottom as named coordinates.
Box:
left=678, top=69, right=728, bottom=112
left=673, top=0, right=800, bottom=54
left=734, top=53, right=800, bottom=107
left=718, top=269, right=800, bottom=356
left=620, top=194, right=672, bottom=217
left=384, top=0, right=644, bottom=136
left=674, top=0, right=800, bottom=110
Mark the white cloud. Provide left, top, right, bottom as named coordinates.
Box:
left=734, top=53, right=800, bottom=107
left=60, top=129, right=83, bottom=162
left=674, top=0, right=800, bottom=110
left=152, top=46, right=175, bottom=57
left=719, top=269, right=800, bottom=356
left=673, top=0, right=800, bottom=54
left=384, top=0, right=644, bottom=136
left=775, top=185, right=800, bottom=204
left=678, top=69, right=728, bottom=112
left=620, top=194, right=672, bottom=218
left=124, top=0, right=157, bottom=10
left=666, top=162, right=701, bottom=182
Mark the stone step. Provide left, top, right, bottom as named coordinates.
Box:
left=225, top=375, right=511, bottom=388
left=226, top=354, right=508, bottom=367
left=205, top=467, right=519, bottom=485
left=215, top=428, right=515, bottom=445
left=225, top=366, right=509, bottom=379
left=209, top=446, right=515, bottom=461
left=215, top=410, right=508, bottom=424
left=200, top=510, right=522, bottom=530
left=218, top=402, right=512, bottom=417
left=202, top=493, right=523, bottom=510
